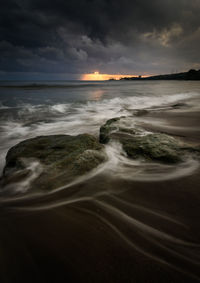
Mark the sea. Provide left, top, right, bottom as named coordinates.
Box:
left=0, top=80, right=200, bottom=282
left=0, top=80, right=200, bottom=176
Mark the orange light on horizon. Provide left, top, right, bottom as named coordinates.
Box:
left=81, top=72, right=144, bottom=81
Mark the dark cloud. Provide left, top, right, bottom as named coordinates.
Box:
left=0, top=0, right=200, bottom=79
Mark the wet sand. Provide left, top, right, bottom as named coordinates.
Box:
left=0, top=107, right=200, bottom=283
left=139, top=106, right=200, bottom=143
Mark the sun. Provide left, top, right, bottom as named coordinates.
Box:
left=81, top=72, right=137, bottom=81
left=81, top=71, right=107, bottom=80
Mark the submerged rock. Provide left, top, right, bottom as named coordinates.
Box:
left=172, top=103, right=187, bottom=109
left=99, top=116, right=199, bottom=164
left=99, top=116, right=141, bottom=144
left=134, top=109, right=149, bottom=116
left=2, top=134, right=106, bottom=191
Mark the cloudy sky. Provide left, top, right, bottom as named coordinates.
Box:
left=0, top=0, right=200, bottom=80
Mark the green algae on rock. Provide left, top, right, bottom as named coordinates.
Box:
left=99, top=117, right=121, bottom=144
left=2, top=134, right=106, bottom=190
left=99, top=116, right=200, bottom=164
left=121, top=134, right=182, bottom=163
left=99, top=116, right=143, bottom=144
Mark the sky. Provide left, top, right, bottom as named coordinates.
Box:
left=0, top=0, right=200, bottom=80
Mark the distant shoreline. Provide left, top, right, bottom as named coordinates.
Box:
left=119, top=69, right=200, bottom=81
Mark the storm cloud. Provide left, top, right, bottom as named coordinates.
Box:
left=0, top=0, right=200, bottom=79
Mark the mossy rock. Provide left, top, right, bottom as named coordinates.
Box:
left=99, top=116, right=137, bottom=144
left=99, top=117, right=200, bottom=164
left=99, top=117, right=121, bottom=143
left=2, top=134, right=106, bottom=190
left=121, top=134, right=182, bottom=163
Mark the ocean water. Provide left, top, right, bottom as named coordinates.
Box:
left=0, top=80, right=200, bottom=282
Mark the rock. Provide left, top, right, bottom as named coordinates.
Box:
left=121, top=134, right=182, bottom=163
left=99, top=117, right=121, bottom=143
left=99, top=116, right=199, bottom=164
left=99, top=116, right=142, bottom=144
left=2, top=134, right=106, bottom=190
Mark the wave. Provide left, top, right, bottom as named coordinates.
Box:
left=0, top=82, right=109, bottom=89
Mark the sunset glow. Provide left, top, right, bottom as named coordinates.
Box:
left=81, top=72, right=139, bottom=81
